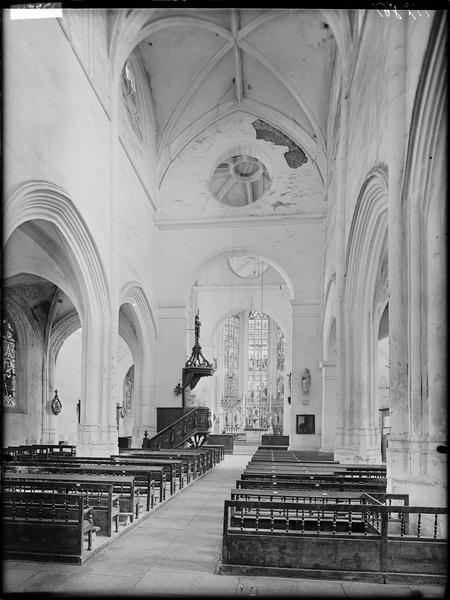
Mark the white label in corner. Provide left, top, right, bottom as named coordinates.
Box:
left=10, top=4, right=63, bottom=20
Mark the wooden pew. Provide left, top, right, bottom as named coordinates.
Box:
left=2, top=469, right=139, bottom=522
left=3, top=478, right=115, bottom=532
left=122, top=448, right=206, bottom=479
left=4, top=461, right=159, bottom=510
left=230, top=488, right=372, bottom=505
left=240, top=470, right=387, bottom=488
left=15, top=445, right=77, bottom=459
left=2, top=491, right=95, bottom=564
left=110, top=456, right=183, bottom=494
left=221, top=499, right=447, bottom=584
left=199, top=444, right=225, bottom=463
left=230, top=489, right=410, bottom=531
left=119, top=451, right=196, bottom=484
left=236, top=478, right=386, bottom=493
left=3, top=475, right=120, bottom=536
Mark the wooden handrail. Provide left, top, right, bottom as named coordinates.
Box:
left=142, top=407, right=211, bottom=450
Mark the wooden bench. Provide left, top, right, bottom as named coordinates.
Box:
left=124, top=448, right=205, bottom=479
left=2, top=469, right=139, bottom=523
left=110, top=456, right=183, bottom=494
left=139, top=446, right=214, bottom=472
left=241, top=467, right=386, bottom=483
left=230, top=488, right=372, bottom=505
left=205, top=435, right=233, bottom=455
left=221, top=499, right=447, bottom=584
left=260, top=435, right=290, bottom=447
left=119, top=451, right=196, bottom=484
left=236, top=478, right=386, bottom=493
left=15, top=445, right=77, bottom=459
left=50, top=457, right=171, bottom=501
left=2, top=491, right=95, bottom=564
left=3, top=476, right=120, bottom=536
left=200, top=444, right=225, bottom=462
left=242, top=466, right=386, bottom=484
left=4, top=461, right=157, bottom=511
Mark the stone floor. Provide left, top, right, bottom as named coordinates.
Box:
left=2, top=453, right=447, bottom=599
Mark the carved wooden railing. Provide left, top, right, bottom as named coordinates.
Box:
left=142, top=407, right=212, bottom=450
left=222, top=499, right=448, bottom=580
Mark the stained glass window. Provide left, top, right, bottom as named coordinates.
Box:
left=273, top=325, right=285, bottom=434
left=246, top=310, right=269, bottom=429
left=123, top=365, right=134, bottom=413
left=219, top=311, right=285, bottom=435
left=221, top=314, right=240, bottom=431
left=3, top=318, right=17, bottom=408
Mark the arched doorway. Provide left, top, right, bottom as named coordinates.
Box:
left=377, top=304, right=390, bottom=462
left=115, top=334, right=134, bottom=446
left=2, top=270, right=82, bottom=446
left=54, top=328, right=82, bottom=445
left=4, top=184, right=113, bottom=455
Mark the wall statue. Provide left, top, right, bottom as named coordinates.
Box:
left=301, top=368, right=311, bottom=395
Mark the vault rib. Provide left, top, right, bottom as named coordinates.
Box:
left=238, top=39, right=326, bottom=153
left=158, top=40, right=234, bottom=154
left=231, top=10, right=243, bottom=103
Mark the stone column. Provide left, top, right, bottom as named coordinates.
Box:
left=289, top=300, right=322, bottom=450
left=335, top=306, right=382, bottom=464
left=384, top=16, right=410, bottom=488
left=319, top=360, right=337, bottom=452
left=334, top=62, right=350, bottom=459
left=77, top=314, right=118, bottom=457
left=130, top=356, right=157, bottom=447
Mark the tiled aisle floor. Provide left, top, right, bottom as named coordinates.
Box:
left=2, top=454, right=446, bottom=598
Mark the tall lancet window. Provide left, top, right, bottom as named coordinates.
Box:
left=221, top=314, right=240, bottom=430
left=121, top=61, right=143, bottom=142
left=3, top=317, right=17, bottom=408
left=273, top=325, right=285, bottom=434
left=218, top=311, right=285, bottom=434
left=123, top=365, right=134, bottom=413
left=246, top=310, right=269, bottom=429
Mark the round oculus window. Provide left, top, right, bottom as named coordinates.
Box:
left=228, top=256, right=269, bottom=279
left=210, top=155, right=270, bottom=207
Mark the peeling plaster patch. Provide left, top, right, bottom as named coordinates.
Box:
left=252, top=119, right=308, bottom=169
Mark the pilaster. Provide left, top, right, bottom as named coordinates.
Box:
left=156, top=302, right=189, bottom=408
left=319, top=360, right=337, bottom=452
left=289, top=299, right=322, bottom=451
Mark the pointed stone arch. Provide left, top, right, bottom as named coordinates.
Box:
left=336, top=167, right=389, bottom=463
left=119, top=282, right=158, bottom=442
left=4, top=180, right=114, bottom=455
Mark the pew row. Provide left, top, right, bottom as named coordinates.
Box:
left=3, top=491, right=95, bottom=564
left=2, top=471, right=140, bottom=522
left=3, top=463, right=158, bottom=510
left=3, top=476, right=120, bottom=536
left=220, top=499, right=447, bottom=584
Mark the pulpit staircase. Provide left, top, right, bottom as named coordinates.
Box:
left=142, top=407, right=212, bottom=450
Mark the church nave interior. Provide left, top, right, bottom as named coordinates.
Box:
left=2, top=5, right=447, bottom=597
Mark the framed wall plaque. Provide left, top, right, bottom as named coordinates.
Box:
left=296, top=414, right=315, bottom=434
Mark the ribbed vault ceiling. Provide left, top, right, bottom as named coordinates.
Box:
left=129, top=9, right=337, bottom=157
